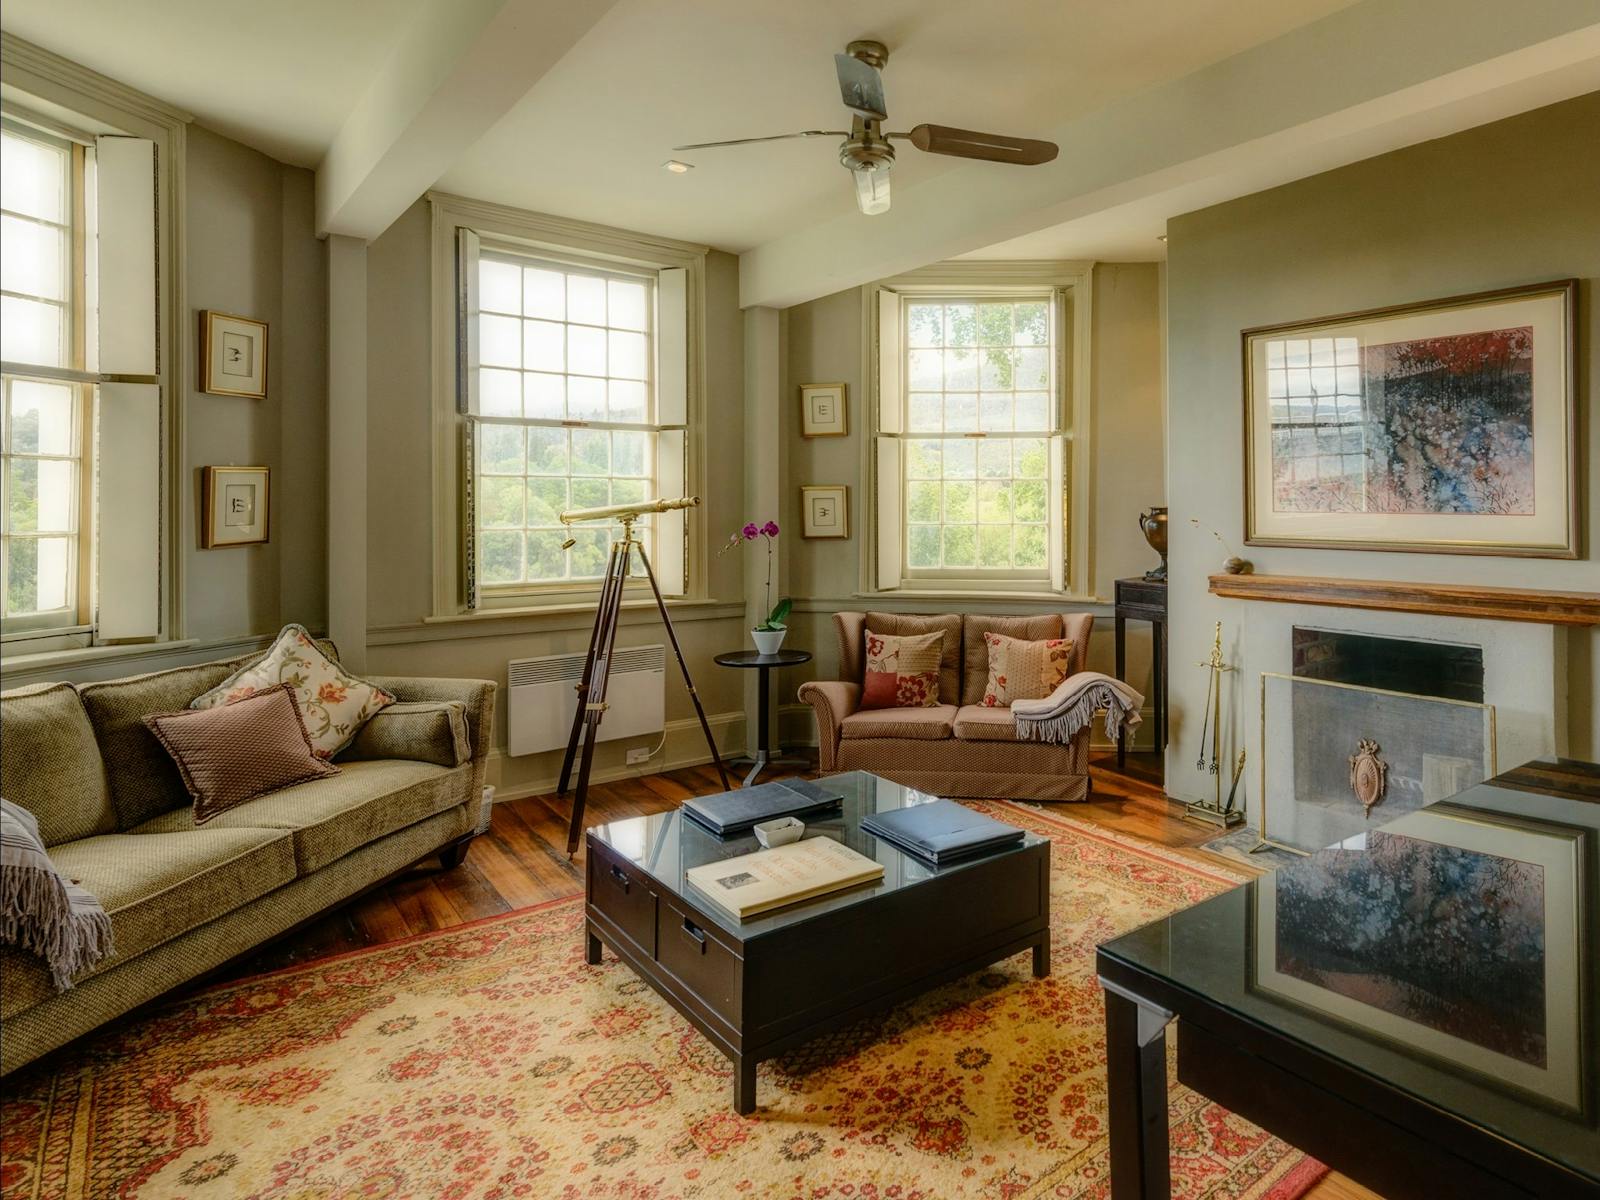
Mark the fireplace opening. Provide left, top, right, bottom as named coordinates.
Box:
left=1292, top=627, right=1484, bottom=703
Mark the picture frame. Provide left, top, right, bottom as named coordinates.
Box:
left=800, top=382, right=849, bottom=437
left=801, top=485, right=849, bottom=539
left=1251, top=802, right=1587, bottom=1113
left=201, top=465, right=270, bottom=548
left=200, top=310, right=269, bottom=398
left=1242, top=279, right=1577, bottom=557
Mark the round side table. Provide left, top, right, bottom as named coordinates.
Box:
left=713, top=648, right=813, bottom=787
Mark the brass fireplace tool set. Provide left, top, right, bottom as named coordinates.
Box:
left=1185, top=621, right=1245, bottom=828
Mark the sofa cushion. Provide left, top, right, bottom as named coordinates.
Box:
left=961, top=615, right=1066, bottom=706
left=840, top=704, right=957, bottom=741
left=130, top=759, right=468, bottom=875
left=145, top=685, right=341, bottom=823
left=953, top=704, right=1020, bottom=742
left=979, top=632, right=1075, bottom=706
left=47, top=826, right=296, bottom=972
left=863, top=613, right=963, bottom=703
left=78, top=660, right=241, bottom=829
left=861, top=630, right=944, bottom=710
left=0, top=683, right=116, bottom=845
left=339, top=700, right=472, bottom=768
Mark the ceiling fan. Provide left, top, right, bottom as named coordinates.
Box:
left=673, top=40, right=1058, bottom=216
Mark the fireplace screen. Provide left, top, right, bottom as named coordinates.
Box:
left=1259, top=673, right=1495, bottom=854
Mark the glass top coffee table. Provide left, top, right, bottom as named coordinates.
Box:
left=585, top=771, right=1051, bottom=1112
left=1096, top=757, right=1599, bottom=1200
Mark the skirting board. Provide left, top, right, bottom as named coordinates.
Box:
left=775, top=703, right=1158, bottom=751
left=487, top=709, right=747, bottom=804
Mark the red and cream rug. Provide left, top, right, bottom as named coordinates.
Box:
left=2, top=801, right=1326, bottom=1199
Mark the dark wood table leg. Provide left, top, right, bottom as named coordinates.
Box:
left=1115, top=613, right=1128, bottom=769
left=1152, top=618, right=1166, bottom=752
left=585, top=928, right=602, bottom=965
left=1104, top=987, right=1173, bottom=1200
left=1033, top=935, right=1050, bottom=978
left=734, top=1054, right=758, bottom=1115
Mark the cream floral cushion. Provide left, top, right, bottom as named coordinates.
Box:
left=191, top=624, right=394, bottom=758
left=981, top=631, right=1074, bottom=707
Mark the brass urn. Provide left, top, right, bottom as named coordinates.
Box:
left=1138, top=506, right=1168, bottom=581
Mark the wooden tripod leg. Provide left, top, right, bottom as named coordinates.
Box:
left=636, top=544, right=731, bottom=791
left=558, top=541, right=623, bottom=797
left=567, top=541, right=630, bottom=855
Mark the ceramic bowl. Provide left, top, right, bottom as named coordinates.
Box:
left=753, top=816, right=805, bottom=848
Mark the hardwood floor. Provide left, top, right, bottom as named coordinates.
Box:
left=217, top=750, right=1378, bottom=1200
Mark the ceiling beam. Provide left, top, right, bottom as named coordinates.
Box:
left=316, top=0, right=619, bottom=240
left=738, top=0, right=1600, bottom=309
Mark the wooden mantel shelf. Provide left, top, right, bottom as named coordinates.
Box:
left=1207, top=573, right=1600, bottom=626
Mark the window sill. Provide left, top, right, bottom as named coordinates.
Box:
left=1, top=638, right=198, bottom=675
left=853, top=589, right=1106, bottom=606
left=369, top=598, right=746, bottom=646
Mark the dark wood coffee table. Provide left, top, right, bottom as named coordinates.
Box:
left=585, top=771, right=1050, bottom=1113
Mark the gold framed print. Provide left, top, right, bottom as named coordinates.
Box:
left=201, top=310, right=269, bottom=398
left=1243, top=279, right=1576, bottom=557
left=800, top=382, right=848, bottom=437
left=801, top=485, right=849, bottom=539
left=202, top=466, right=270, bottom=548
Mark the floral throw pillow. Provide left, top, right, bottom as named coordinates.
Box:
left=861, top=630, right=944, bottom=710
left=191, top=624, right=394, bottom=758
left=981, top=632, right=1074, bottom=707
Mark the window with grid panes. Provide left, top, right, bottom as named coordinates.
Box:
left=1, top=121, right=88, bottom=630
left=473, top=252, right=661, bottom=589
left=1265, top=335, right=1366, bottom=508
left=901, top=297, right=1055, bottom=577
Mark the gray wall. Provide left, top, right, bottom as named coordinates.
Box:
left=774, top=262, right=1168, bottom=743
left=183, top=124, right=328, bottom=641
left=362, top=200, right=752, bottom=798
left=1165, top=91, right=1600, bottom=795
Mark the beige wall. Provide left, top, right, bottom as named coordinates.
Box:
left=182, top=125, right=328, bottom=642
left=775, top=262, right=1167, bottom=742
left=361, top=202, right=752, bottom=798
left=1165, top=91, right=1600, bottom=800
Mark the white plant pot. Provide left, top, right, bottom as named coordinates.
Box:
left=751, top=628, right=786, bottom=656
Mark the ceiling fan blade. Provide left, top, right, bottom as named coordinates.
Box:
left=673, top=130, right=846, bottom=151
left=834, top=53, right=887, bottom=121
left=897, top=124, right=1058, bottom=165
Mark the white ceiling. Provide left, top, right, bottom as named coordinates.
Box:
left=0, top=0, right=422, bottom=166
left=439, top=0, right=1359, bottom=253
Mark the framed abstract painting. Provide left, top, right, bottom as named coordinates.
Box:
left=1243, top=279, right=1577, bottom=557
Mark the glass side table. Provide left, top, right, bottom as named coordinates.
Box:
left=713, top=648, right=812, bottom=786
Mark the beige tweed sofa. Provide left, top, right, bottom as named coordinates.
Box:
left=0, top=644, right=494, bottom=1076
left=798, top=611, right=1094, bottom=802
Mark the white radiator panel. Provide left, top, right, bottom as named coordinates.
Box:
left=507, top=644, right=665, bottom=756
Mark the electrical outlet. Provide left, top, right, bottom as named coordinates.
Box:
left=626, top=747, right=650, bottom=766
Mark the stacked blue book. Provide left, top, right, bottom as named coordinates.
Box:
left=682, top=777, right=844, bottom=836
left=861, top=798, right=1025, bottom=865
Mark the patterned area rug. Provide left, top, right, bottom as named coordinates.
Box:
left=2, top=801, right=1326, bottom=1199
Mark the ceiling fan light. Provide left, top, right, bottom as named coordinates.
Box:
left=853, top=165, right=891, bottom=215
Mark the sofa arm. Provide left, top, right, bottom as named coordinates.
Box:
left=341, top=701, right=472, bottom=767
left=365, top=676, right=496, bottom=785
left=798, top=680, right=860, bottom=773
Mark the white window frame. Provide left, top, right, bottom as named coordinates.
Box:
left=429, top=192, right=709, bottom=616
left=862, top=261, right=1093, bottom=599
left=0, top=34, right=186, bottom=658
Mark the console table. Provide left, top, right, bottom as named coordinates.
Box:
left=1096, top=757, right=1600, bottom=1199
left=1113, top=577, right=1166, bottom=767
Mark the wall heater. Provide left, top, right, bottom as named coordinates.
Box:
left=507, top=644, right=666, bottom=756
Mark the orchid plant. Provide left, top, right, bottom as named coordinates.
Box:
left=720, top=520, right=790, bottom=631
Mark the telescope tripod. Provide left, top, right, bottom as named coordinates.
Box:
left=557, top=517, right=729, bottom=855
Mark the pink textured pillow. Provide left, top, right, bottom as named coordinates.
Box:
left=861, top=630, right=943, bottom=710
left=145, top=684, right=339, bottom=823
left=981, top=632, right=1074, bottom=707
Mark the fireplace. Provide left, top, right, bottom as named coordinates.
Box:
left=1259, top=628, right=1496, bottom=853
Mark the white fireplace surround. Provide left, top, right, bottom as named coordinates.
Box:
left=1203, top=601, right=1567, bottom=831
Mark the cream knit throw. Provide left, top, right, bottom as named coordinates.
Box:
left=1010, top=671, right=1145, bottom=745
left=1, top=799, right=114, bottom=989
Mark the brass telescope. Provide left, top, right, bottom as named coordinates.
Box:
left=558, top=495, right=699, bottom=525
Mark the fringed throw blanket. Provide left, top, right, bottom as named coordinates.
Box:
left=1, top=799, right=114, bottom=989
left=1011, top=671, right=1145, bottom=745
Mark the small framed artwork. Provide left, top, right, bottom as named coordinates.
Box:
left=201, top=311, right=268, bottom=398
left=202, top=466, right=270, bottom=548
left=800, top=382, right=848, bottom=437
left=1243, top=279, right=1576, bottom=557
left=801, top=485, right=849, bottom=539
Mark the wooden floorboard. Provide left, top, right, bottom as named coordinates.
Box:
left=207, top=749, right=1375, bottom=1199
